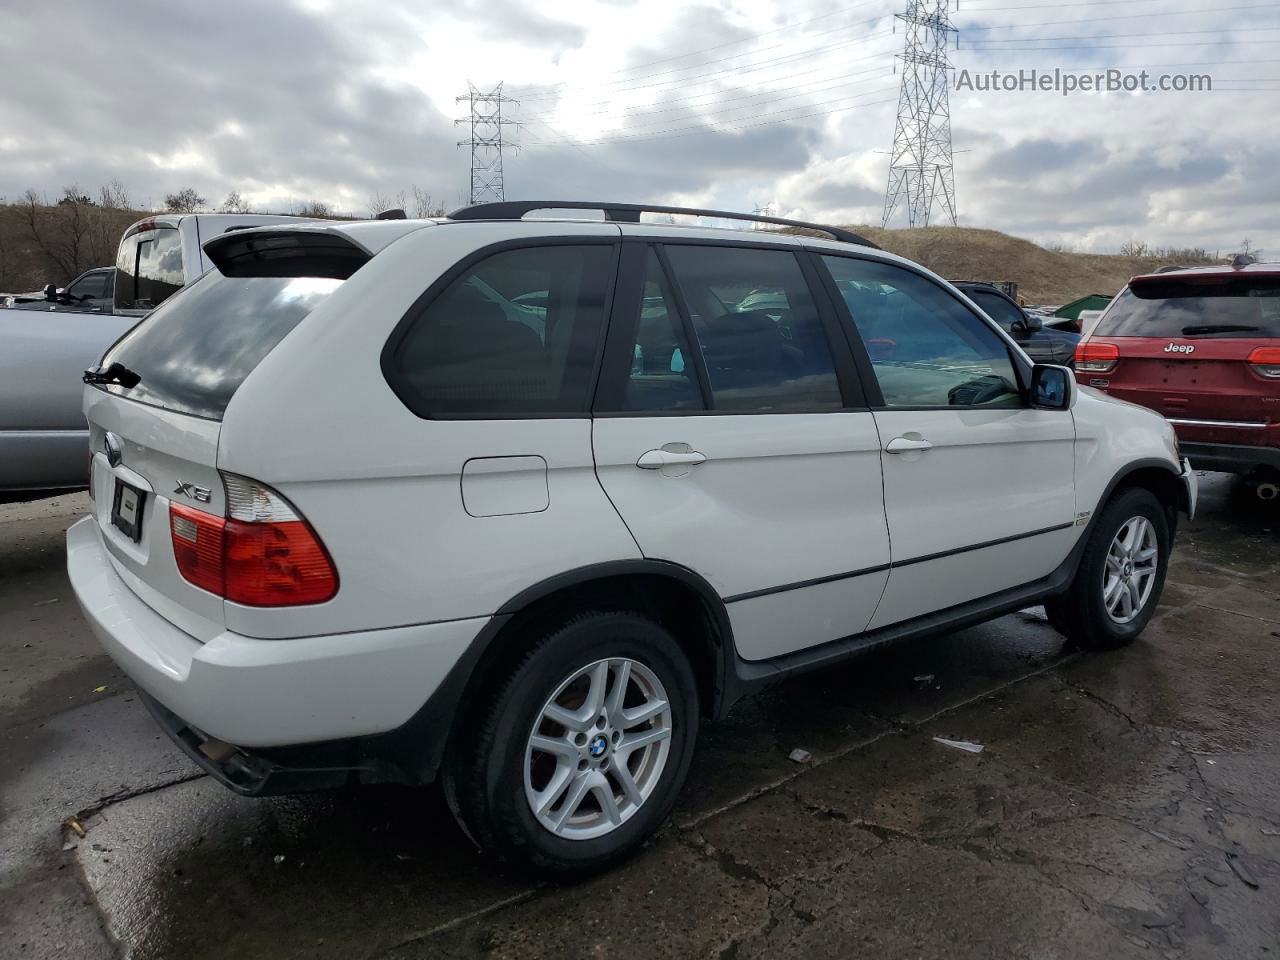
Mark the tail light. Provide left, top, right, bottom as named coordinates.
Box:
left=1075, top=341, right=1119, bottom=374
left=1247, top=347, right=1280, bottom=379
left=170, top=475, right=338, bottom=606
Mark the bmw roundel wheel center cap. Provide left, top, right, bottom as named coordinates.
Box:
left=588, top=734, right=609, bottom=758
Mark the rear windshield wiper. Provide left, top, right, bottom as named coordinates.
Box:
left=83, top=361, right=142, bottom=388
left=1181, top=324, right=1260, bottom=336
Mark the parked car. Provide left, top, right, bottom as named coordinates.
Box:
left=7, top=267, right=116, bottom=314
left=1075, top=262, right=1280, bottom=496
left=0, top=213, right=324, bottom=502
left=67, top=201, right=1195, bottom=877
left=952, top=281, right=1080, bottom=366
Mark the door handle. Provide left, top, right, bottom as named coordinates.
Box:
left=637, top=448, right=707, bottom=470
left=884, top=435, right=933, bottom=454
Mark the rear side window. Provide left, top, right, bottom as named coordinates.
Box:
left=1095, top=279, right=1280, bottom=339
left=388, top=244, right=614, bottom=416
left=99, top=271, right=343, bottom=419
left=663, top=245, right=842, bottom=411
left=116, top=227, right=185, bottom=311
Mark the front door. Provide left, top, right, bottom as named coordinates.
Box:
left=592, top=241, right=890, bottom=661
left=820, top=255, right=1077, bottom=629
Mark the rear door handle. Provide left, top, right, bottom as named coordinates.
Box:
left=884, top=436, right=933, bottom=454
left=637, top=448, right=707, bottom=470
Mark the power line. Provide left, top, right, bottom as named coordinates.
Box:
left=456, top=83, right=518, bottom=204
left=967, top=27, right=1280, bottom=44
left=518, top=61, right=896, bottom=124
left=530, top=88, right=902, bottom=146
left=513, top=24, right=896, bottom=101
left=964, top=0, right=1279, bottom=19
left=883, top=0, right=959, bottom=228
left=963, top=38, right=1280, bottom=49
left=513, top=0, right=895, bottom=93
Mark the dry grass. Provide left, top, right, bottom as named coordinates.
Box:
left=843, top=225, right=1216, bottom=304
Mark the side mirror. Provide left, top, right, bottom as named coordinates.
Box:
left=43, top=283, right=58, bottom=302
left=1021, top=311, right=1043, bottom=332
left=1031, top=364, right=1074, bottom=410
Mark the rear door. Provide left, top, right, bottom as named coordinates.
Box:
left=1086, top=276, right=1280, bottom=441
left=592, top=240, right=890, bottom=661
left=818, top=254, right=1077, bottom=629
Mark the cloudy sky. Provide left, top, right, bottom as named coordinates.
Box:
left=1, top=0, right=1278, bottom=253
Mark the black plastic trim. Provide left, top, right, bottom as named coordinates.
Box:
left=893, top=521, right=1076, bottom=569
left=725, top=564, right=890, bottom=604
left=447, top=200, right=879, bottom=248
left=1180, top=441, right=1280, bottom=473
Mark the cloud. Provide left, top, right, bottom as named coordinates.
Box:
left=0, top=0, right=1276, bottom=255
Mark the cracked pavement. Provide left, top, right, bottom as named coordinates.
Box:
left=2, top=474, right=1278, bottom=959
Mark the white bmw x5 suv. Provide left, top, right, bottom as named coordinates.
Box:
left=68, top=201, right=1196, bottom=875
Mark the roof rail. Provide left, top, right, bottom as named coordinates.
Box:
left=446, top=200, right=880, bottom=249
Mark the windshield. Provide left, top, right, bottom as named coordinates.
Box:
left=1095, top=277, right=1280, bottom=339
left=98, top=271, right=342, bottom=419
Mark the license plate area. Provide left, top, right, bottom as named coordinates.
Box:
left=111, top=479, right=146, bottom=542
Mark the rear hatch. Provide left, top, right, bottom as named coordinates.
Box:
left=1083, top=273, right=1280, bottom=443
left=85, top=230, right=368, bottom=638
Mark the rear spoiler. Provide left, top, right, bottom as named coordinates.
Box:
left=203, top=230, right=370, bottom=279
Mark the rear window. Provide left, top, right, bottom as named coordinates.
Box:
left=1096, top=277, right=1280, bottom=339
left=115, top=227, right=184, bottom=311
left=98, top=271, right=342, bottom=419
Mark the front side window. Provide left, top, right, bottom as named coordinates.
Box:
left=390, top=244, right=613, bottom=416
left=663, top=245, right=841, bottom=411
left=824, top=257, right=1022, bottom=408
left=67, top=271, right=107, bottom=301
left=968, top=290, right=1026, bottom=333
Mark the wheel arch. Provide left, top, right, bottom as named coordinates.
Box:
left=1097, top=458, right=1189, bottom=532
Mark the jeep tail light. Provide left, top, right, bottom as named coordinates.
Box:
left=1075, top=342, right=1119, bottom=373
left=169, top=475, right=338, bottom=606
left=1247, top=347, right=1280, bottom=379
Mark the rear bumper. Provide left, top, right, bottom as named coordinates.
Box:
left=66, top=516, right=486, bottom=757
left=1180, top=442, right=1280, bottom=475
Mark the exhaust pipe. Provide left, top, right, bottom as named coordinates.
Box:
left=1258, top=482, right=1279, bottom=502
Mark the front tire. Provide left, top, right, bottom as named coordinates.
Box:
left=1055, top=488, right=1171, bottom=650
left=447, top=610, right=699, bottom=877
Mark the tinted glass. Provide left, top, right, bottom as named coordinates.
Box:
left=391, top=244, right=612, bottom=416
left=664, top=245, right=841, bottom=411
left=100, top=272, right=342, bottom=419
left=824, top=257, right=1022, bottom=408
left=620, top=251, right=704, bottom=411
left=1094, top=279, right=1280, bottom=339
left=115, top=227, right=184, bottom=311
left=968, top=290, right=1025, bottom=332
left=67, top=272, right=107, bottom=301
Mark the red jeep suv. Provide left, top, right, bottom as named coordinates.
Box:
left=1075, top=262, right=1280, bottom=498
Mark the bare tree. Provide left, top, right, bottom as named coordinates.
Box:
left=164, top=187, right=206, bottom=213
left=19, top=186, right=133, bottom=285
left=295, top=200, right=332, bottom=218
left=410, top=185, right=445, bottom=218
left=1119, top=239, right=1151, bottom=257
left=365, top=189, right=390, bottom=218
left=220, top=190, right=250, bottom=213
left=98, top=179, right=132, bottom=210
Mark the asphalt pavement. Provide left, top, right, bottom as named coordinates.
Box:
left=2, top=476, right=1278, bottom=959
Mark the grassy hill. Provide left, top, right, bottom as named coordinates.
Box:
left=843, top=225, right=1216, bottom=305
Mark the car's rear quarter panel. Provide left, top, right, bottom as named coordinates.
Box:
left=217, top=221, right=641, bottom=640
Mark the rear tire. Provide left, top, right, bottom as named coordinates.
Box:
left=1055, top=488, right=1171, bottom=651
left=445, top=610, right=698, bottom=877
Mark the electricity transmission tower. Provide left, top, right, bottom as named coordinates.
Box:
left=456, top=83, right=519, bottom=205
left=882, top=0, right=958, bottom=228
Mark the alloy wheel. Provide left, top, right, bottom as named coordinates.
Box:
left=523, top=657, right=673, bottom=841
left=1102, top=515, right=1159, bottom=624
